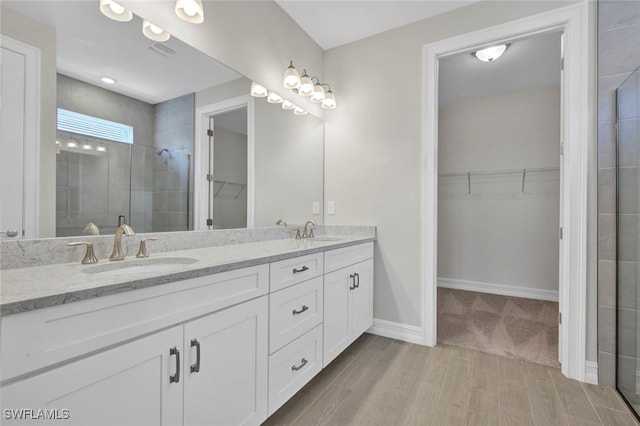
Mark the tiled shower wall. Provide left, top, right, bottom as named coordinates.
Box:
left=597, top=0, right=640, bottom=386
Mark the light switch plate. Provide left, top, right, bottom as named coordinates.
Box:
left=313, top=201, right=320, bottom=215
left=328, top=201, right=336, bottom=215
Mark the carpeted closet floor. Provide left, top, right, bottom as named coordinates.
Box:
left=437, top=287, right=560, bottom=368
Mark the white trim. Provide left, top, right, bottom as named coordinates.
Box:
left=368, top=319, right=424, bottom=345
left=1, top=35, right=40, bottom=239
left=584, top=361, right=598, bottom=385
left=438, top=278, right=559, bottom=302
left=421, top=2, right=592, bottom=381
left=194, top=95, right=254, bottom=230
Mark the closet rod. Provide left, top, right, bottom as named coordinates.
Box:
left=439, top=166, right=559, bottom=195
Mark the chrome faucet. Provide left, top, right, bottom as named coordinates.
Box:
left=302, top=220, right=316, bottom=239
left=110, top=224, right=134, bottom=261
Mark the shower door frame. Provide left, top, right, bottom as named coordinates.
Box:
left=421, top=1, right=593, bottom=382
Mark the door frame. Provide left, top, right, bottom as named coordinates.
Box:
left=1, top=35, right=41, bottom=239
left=194, top=95, right=254, bottom=230
left=421, top=2, right=593, bottom=381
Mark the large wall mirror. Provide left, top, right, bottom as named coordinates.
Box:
left=1, top=1, right=323, bottom=238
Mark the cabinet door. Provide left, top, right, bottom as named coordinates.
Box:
left=183, top=296, right=268, bottom=426
left=350, top=259, right=374, bottom=339
left=1, top=327, right=183, bottom=426
left=323, top=268, right=351, bottom=367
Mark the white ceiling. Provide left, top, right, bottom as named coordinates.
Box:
left=3, top=1, right=241, bottom=104
left=275, top=0, right=478, bottom=50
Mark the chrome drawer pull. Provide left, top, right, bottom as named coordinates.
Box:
left=292, top=265, right=309, bottom=274
left=291, top=358, right=308, bottom=371
left=292, top=305, right=309, bottom=315
left=169, top=347, right=180, bottom=383
left=190, top=339, right=201, bottom=373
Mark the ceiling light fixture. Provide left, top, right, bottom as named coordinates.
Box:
left=175, top=0, right=204, bottom=24
left=101, top=76, right=117, bottom=84
left=267, top=91, right=284, bottom=104
left=472, top=44, right=510, bottom=62
left=99, top=0, right=133, bottom=22
left=250, top=82, right=268, bottom=97
left=142, top=20, right=171, bottom=42
left=283, top=61, right=301, bottom=89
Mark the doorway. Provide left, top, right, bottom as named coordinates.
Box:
left=422, top=3, right=592, bottom=381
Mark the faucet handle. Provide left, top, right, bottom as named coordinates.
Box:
left=295, top=229, right=302, bottom=240
left=136, top=238, right=158, bottom=258
left=68, top=242, right=99, bottom=264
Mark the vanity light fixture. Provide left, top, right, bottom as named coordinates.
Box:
left=99, top=0, right=133, bottom=22
left=310, top=79, right=325, bottom=103
left=175, top=0, right=204, bottom=24
left=250, top=82, right=268, bottom=97
left=473, top=44, right=510, bottom=62
left=82, top=143, right=93, bottom=150
left=283, top=61, right=301, bottom=89
left=322, top=88, right=337, bottom=110
left=143, top=20, right=171, bottom=42
left=97, top=144, right=107, bottom=152
left=282, top=100, right=296, bottom=110
left=293, top=106, right=308, bottom=116
left=298, top=70, right=314, bottom=96
left=267, top=91, right=284, bottom=104
left=101, top=76, right=117, bottom=84
left=67, top=140, right=78, bottom=148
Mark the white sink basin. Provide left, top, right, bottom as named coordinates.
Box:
left=82, top=257, right=198, bottom=276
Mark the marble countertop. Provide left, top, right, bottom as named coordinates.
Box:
left=0, top=235, right=374, bottom=316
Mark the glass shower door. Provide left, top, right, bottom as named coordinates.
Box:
left=617, top=65, right=640, bottom=418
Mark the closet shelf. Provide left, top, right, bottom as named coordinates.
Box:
left=439, top=167, right=559, bottom=194
left=213, top=180, right=247, bottom=199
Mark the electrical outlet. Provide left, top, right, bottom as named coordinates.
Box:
left=328, top=201, right=336, bottom=215
left=312, top=201, right=320, bottom=215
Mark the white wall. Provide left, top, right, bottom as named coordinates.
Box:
left=1, top=6, right=57, bottom=237
left=437, top=87, right=560, bottom=294
left=323, top=0, right=594, bottom=344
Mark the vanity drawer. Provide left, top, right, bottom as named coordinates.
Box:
left=324, top=242, right=374, bottom=273
left=268, top=324, right=323, bottom=416
left=1, top=264, right=269, bottom=382
left=269, top=276, right=323, bottom=353
left=270, top=253, right=323, bottom=292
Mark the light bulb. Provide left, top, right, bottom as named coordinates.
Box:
left=322, top=90, right=336, bottom=109
left=293, top=107, right=308, bottom=116
left=473, top=44, right=509, bottom=62
left=267, top=91, right=283, bottom=104
left=298, top=71, right=314, bottom=96
left=282, top=100, right=295, bottom=110
left=101, top=76, right=116, bottom=84
left=108, top=2, right=125, bottom=14
left=311, top=84, right=325, bottom=103
left=143, top=20, right=171, bottom=42
left=67, top=140, right=78, bottom=148
left=250, top=82, right=268, bottom=97
left=283, top=61, right=301, bottom=89
left=97, top=145, right=107, bottom=152
left=82, top=143, right=92, bottom=150
left=175, top=0, right=204, bottom=24
left=99, top=0, right=133, bottom=22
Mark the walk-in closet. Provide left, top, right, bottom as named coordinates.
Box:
left=436, top=31, right=563, bottom=368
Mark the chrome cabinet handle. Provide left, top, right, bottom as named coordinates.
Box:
left=293, top=265, right=309, bottom=274
left=190, top=339, right=201, bottom=373
left=291, top=358, right=308, bottom=371
left=1, top=230, right=18, bottom=238
left=292, top=305, right=309, bottom=315
left=355, top=273, right=360, bottom=288
left=169, top=347, right=180, bottom=383
left=349, top=274, right=356, bottom=290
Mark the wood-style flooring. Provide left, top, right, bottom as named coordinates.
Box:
left=264, top=334, right=640, bottom=426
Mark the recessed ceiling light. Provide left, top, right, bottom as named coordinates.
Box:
left=101, top=76, right=117, bottom=84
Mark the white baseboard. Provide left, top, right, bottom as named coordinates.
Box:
left=438, top=277, right=559, bottom=302
left=585, top=361, right=598, bottom=384
left=368, top=319, right=424, bottom=345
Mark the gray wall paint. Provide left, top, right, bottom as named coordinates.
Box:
left=1, top=6, right=57, bottom=237
left=438, top=87, right=560, bottom=293
left=597, top=0, right=640, bottom=387
left=212, top=126, right=248, bottom=229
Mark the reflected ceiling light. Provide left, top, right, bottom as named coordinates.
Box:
left=99, top=0, right=133, bottom=22
left=472, top=44, right=510, bottom=62
left=267, top=91, right=284, bottom=104
left=67, top=140, right=78, bottom=148
left=298, top=70, right=314, bottom=96
left=143, top=20, right=171, bottom=42
left=250, top=82, right=268, bottom=97
left=101, top=76, right=116, bottom=84
left=282, top=100, right=295, bottom=110
left=322, top=89, right=337, bottom=110
left=97, top=145, right=107, bottom=152
left=175, top=0, right=204, bottom=24
left=82, top=143, right=92, bottom=150
left=283, top=61, right=301, bottom=89
left=293, top=107, right=308, bottom=116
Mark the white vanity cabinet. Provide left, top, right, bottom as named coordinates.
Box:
left=323, top=243, right=374, bottom=367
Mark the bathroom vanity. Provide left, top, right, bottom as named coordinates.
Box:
left=0, top=232, right=374, bottom=425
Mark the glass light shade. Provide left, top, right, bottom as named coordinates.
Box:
left=82, top=143, right=92, bottom=150
left=322, top=90, right=336, bottom=109
left=99, top=0, right=132, bottom=22
left=293, top=107, right=308, bottom=116
left=97, top=145, right=107, bottom=152
left=143, top=20, right=171, bottom=42
left=282, top=100, right=295, bottom=110
left=283, top=63, right=301, bottom=89
left=250, top=82, right=268, bottom=97
left=310, top=84, right=325, bottom=103
left=175, top=0, right=204, bottom=24
left=267, top=91, right=283, bottom=104
left=67, top=140, right=78, bottom=148
left=298, top=74, right=314, bottom=96
left=473, top=44, right=508, bottom=62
